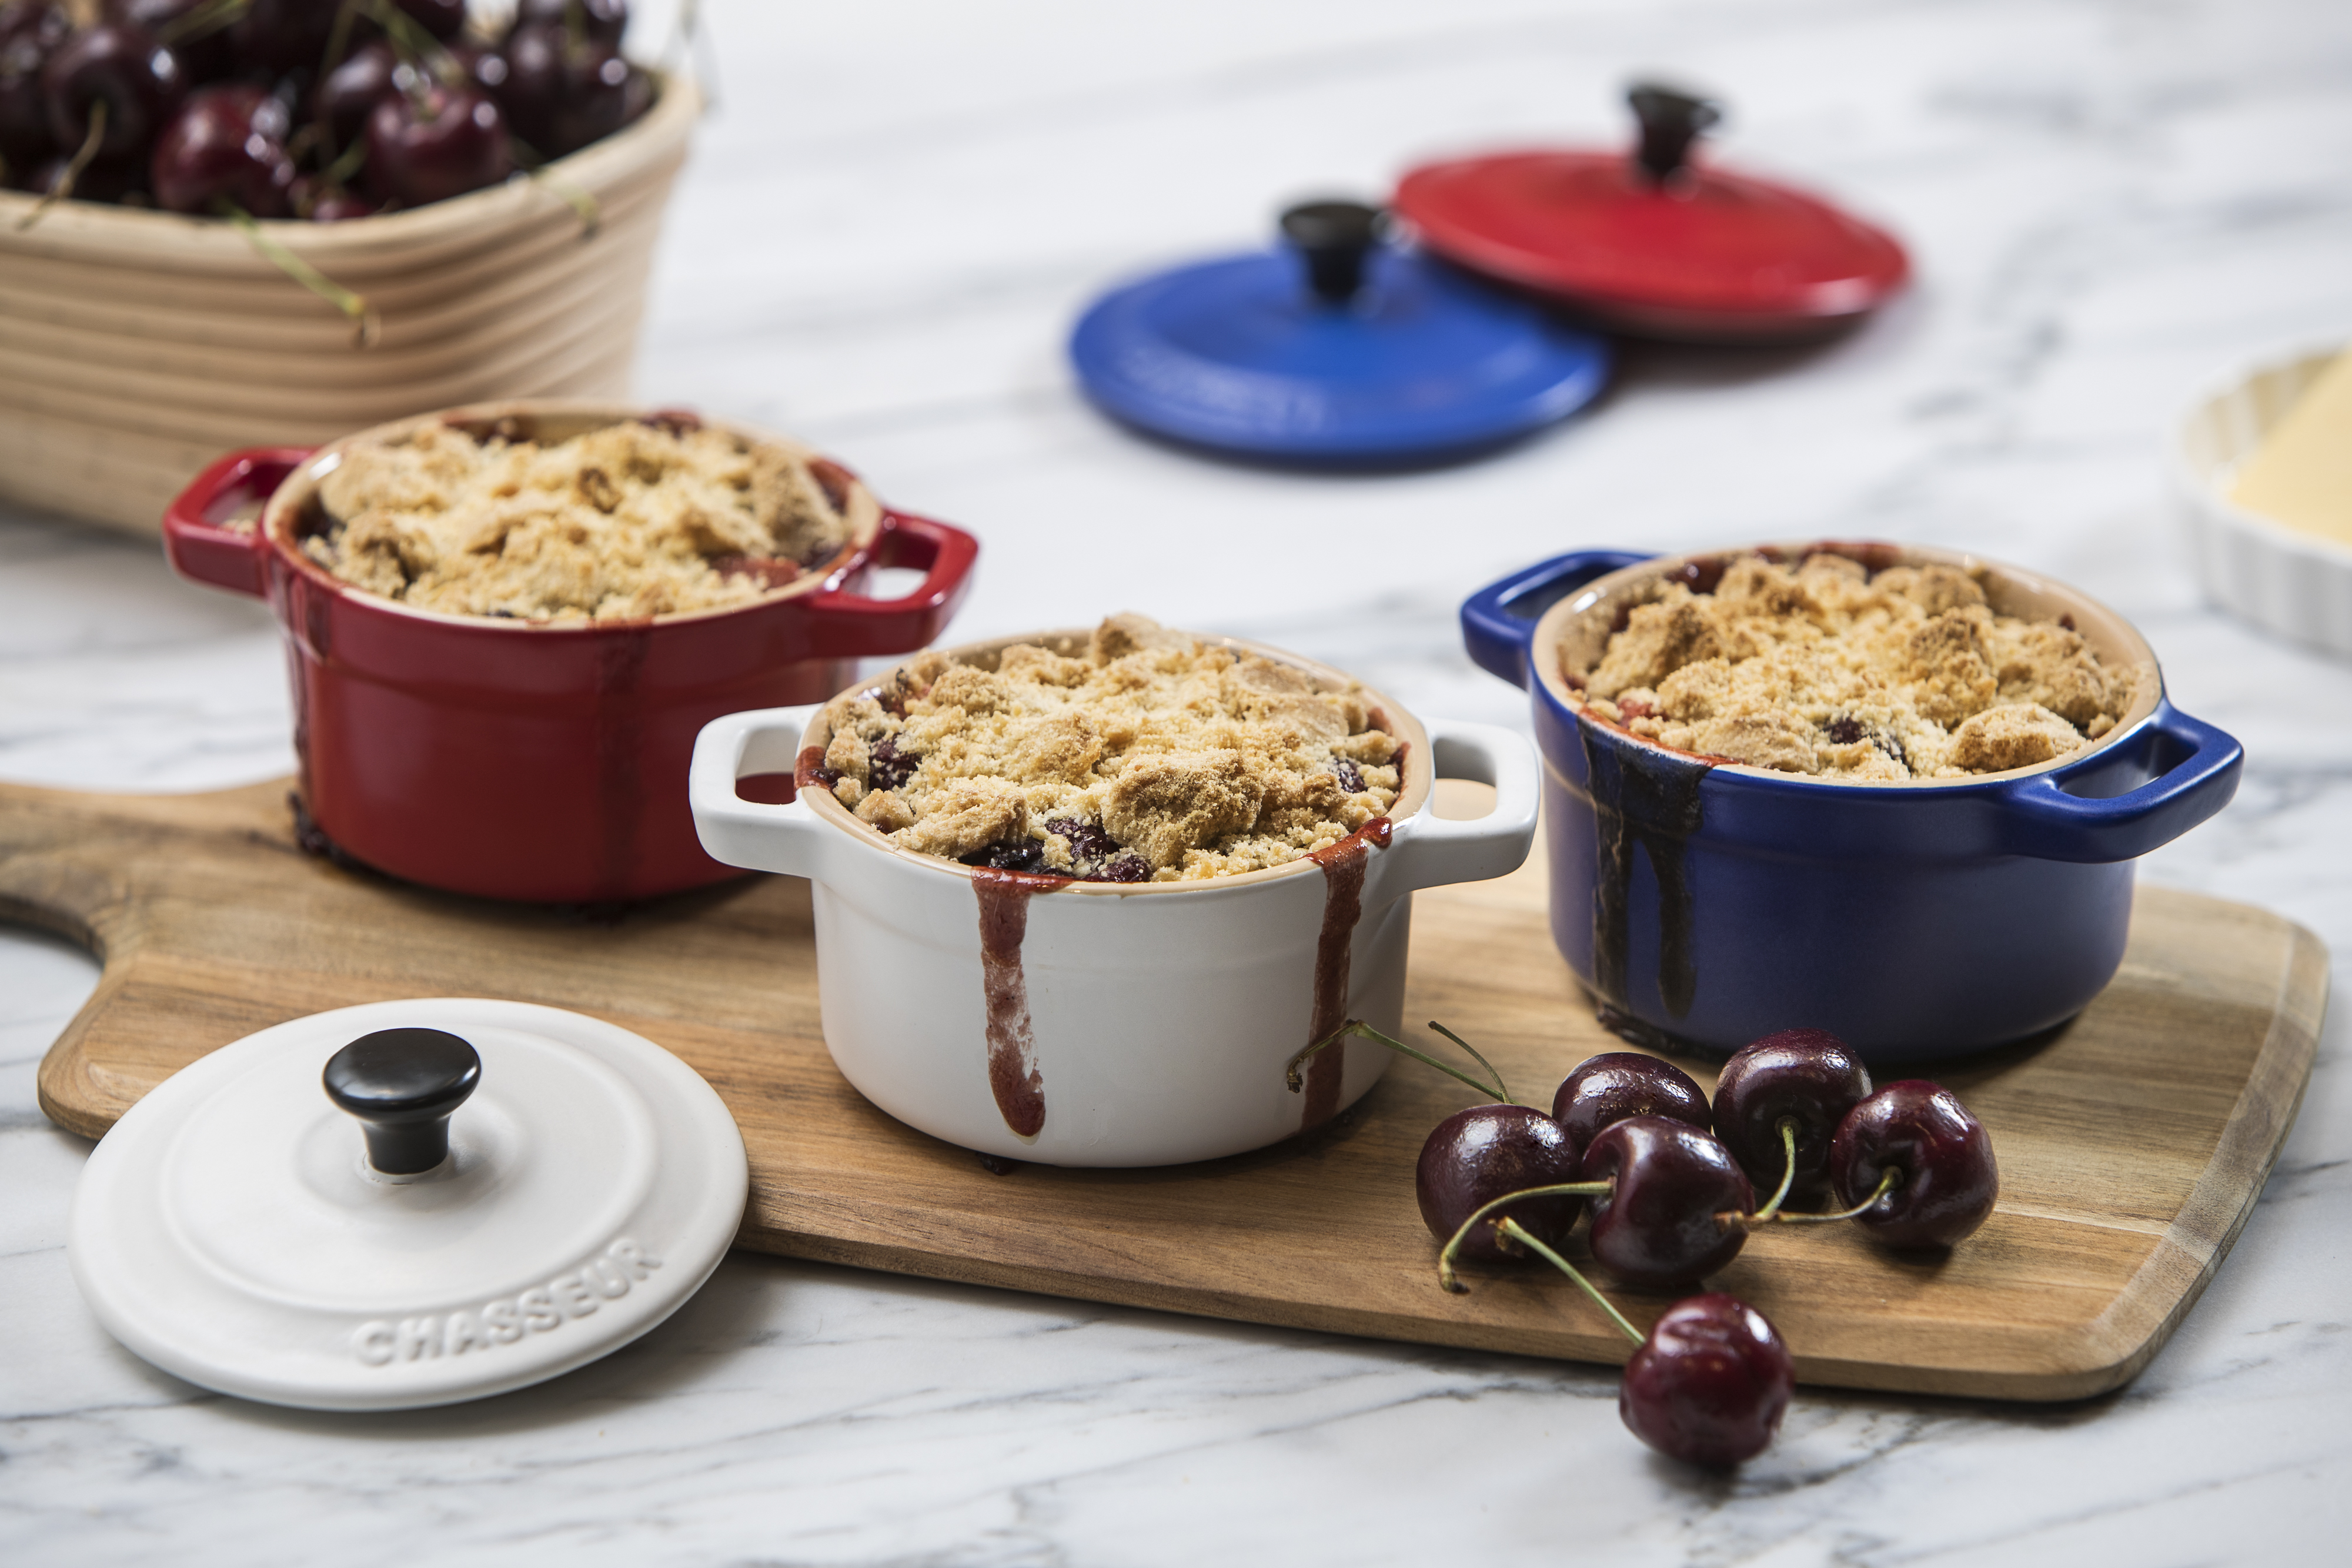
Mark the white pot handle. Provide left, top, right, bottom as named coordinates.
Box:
left=1378, top=718, right=1541, bottom=896
left=689, top=705, right=834, bottom=878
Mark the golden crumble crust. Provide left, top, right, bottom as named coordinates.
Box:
left=300, top=419, right=857, bottom=623
left=1578, top=554, right=2133, bottom=779
left=818, top=616, right=1402, bottom=881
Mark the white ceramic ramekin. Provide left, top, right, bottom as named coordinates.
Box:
left=2174, top=340, right=2352, bottom=658
left=687, top=630, right=1539, bottom=1166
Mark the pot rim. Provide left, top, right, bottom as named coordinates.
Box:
left=787, top=626, right=1436, bottom=897
left=1529, top=539, right=2167, bottom=791
left=255, top=399, right=889, bottom=635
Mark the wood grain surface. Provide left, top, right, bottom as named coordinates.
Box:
left=11, top=777, right=2324, bottom=1401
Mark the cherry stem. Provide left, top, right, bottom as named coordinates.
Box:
left=320, top=131, right=370, bottom=192
left=1751, top=1118, right=1800, bottom=1222
left=507, top=136, right=603, bottom=238
left=1425, top=1021, right=1511, bottom=1106
left=359, top=0, right=462, bottom=86
left=159, top=0, right=250, bottom=49
left=318, top=2, right=365, bottom=155
left=1730, top=1165, right=1900, bottom=1226
left=15, top=99, right=105, bottom=232
left=324, top=1, right=359, bottom=65
left=1436, top=1181, right=1613, bottom=1293
left=1285, top=1018, right=1511, bottom=1105
left=220, top=205, right=380, bottom=347
left=1494, top=1217, right=1647, bottom=1348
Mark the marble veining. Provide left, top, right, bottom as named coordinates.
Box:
left=5, top=0, right=2352, bottom=1562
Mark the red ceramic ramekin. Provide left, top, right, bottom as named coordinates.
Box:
left=162, top=401, right=980, bottom=903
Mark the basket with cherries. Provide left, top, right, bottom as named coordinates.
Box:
left=1291, top=1022, right=1999, bottom=1467
left=0, top=0, right=652, bottom=220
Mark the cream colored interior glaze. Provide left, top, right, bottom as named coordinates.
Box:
left=262, top=399, right=887, bottom=630
left=1531, top=541, right=2166, bottom=788
left=69, top=999, right=748, bottom=1412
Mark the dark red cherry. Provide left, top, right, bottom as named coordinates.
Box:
left=291, top=172, right=375, bottom=220
left=0, top=0, right=66, bottom=46
left=547, top=46, right=647, bottom=155
left=1619, top=1293, right=1793, bottom=1467
left=312, top=38, right=396, bottom=151
left=151, top=83, right=294, bottom=215
left=510, top=0, right=629, bottom=48
left=1415, top=1104, right=1583, bottom=1266
left=1830, top=1081, right=1998, bottom=1248
left=226, top=0, right=337, bottom=76
left=1552, top=1051, right=1710, bottom=1149
left=103, top=1, right=232, bottom=82
left=1711, top=1028, right=1872, bottom=1202
left=390, top=0, right=467, bottom=41
left=365, top=82, right=512, bottom=206
left=12, top=147, right=145, bottom=199
left=42, top=23, right=185, bottom=156
left=0, top=5, right=68, bottom=161
left=1581, top=1115, right=1752, bottom=1289
left=446, top=39, right=509, bottom=96
left=487, top=20, right=566, bottom=152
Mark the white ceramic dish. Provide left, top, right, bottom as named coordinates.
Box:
left=70, top=999, right=747, bottom=1412
left=2174, top=340, right=2352, bottom=657
left=689, top=630, right=1540, bottom=1167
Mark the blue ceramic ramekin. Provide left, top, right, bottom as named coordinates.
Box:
left=1461, top=544, right=2243, bottom=1064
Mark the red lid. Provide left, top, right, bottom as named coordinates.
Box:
left=1393, top=86, right=1909, bottom=342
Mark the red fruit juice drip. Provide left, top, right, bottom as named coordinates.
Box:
left=593, top=629, right=651, bottom=899
left=793, top=745, right=830, bottom=795
left=971, top=867, right=1069, bottom=1138
left=1298, top=816, right=1393, bottom=1129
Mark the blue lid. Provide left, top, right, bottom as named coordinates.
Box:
left=1069, top=202, right=1612, bottom=463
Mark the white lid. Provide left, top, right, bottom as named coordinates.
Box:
left=69, top=999, right=749, bottom=1411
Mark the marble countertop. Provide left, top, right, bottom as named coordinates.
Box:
left=6, top=1, right=2351, bottom=1562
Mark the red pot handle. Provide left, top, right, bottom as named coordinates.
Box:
left=161, top=446, right=313, bottom=598
left=801, top=510, right=980, bottom=654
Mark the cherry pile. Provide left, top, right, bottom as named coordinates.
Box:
left=1296, top=1021, right=1998, bottom=1467
left=0, top=0, right=651, bottom=219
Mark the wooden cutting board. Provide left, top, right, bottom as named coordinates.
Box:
left=13, top=777, right=2323, bottom=1401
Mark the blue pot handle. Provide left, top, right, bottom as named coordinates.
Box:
left=1461, top=550, right=1652, bottom=688
left=1984, top=699, right=2243, bottom=863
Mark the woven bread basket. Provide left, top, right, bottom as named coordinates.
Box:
left=0, top=72, right=697, bottom=536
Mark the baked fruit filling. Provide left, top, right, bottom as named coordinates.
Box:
left=1572, top=553, right=2135, bottom=778
left=300, top=416, right=857, bottom=622
left=813, top=615, right=1403, bottom=881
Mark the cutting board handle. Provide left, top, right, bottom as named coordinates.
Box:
left=162, top=447, right=314, bottom=599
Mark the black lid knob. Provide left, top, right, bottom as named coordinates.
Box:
left=1626, top=82, right=1722, bottom=185
left=1279, top=199, right=1384, bottom=305
left=323, top=1028, right=480, bottom=1176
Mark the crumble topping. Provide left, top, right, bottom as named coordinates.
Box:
left=300, top=417, right=858, bottom=623
left=1573, top=553, right=2134, bottom=779
left=816, top=614, right=1403, bottom=881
